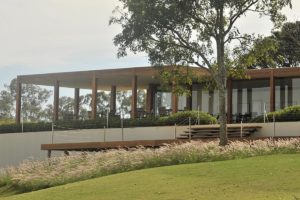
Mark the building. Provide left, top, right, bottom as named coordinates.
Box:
left=15, top=66, right=300, bottom=123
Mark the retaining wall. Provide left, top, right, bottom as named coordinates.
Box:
left=0, top=122, right=299, bottom=168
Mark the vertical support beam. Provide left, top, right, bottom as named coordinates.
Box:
left=270, top=70, right=275, bottom=112
left=53, top=80, right=60, bottom=121
left=172, top=94, right=178, bottom=113
left=74, top=88, right=80, bottom=120
left=110, top=85, right=117, bottom=114
left=247, top=88, right=252, bottom=113
left=227, top=78, right=232, bottom=124
left=172, top=84, right=178, bottom=113
left=91, top=73, right=98, bottom=119
left=146, top=84, right=155, bottom=113
left=131, top=75, right=138, bottom=118
left=287, top=78, right=293, bottom=106
left=208, top=90, right=214, bottom=114
left=16, top=77, right=22, bottom=123
left=186, top=85, right=193, bottom=110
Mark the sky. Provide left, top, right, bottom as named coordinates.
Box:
left=0, top=0, right=300, bottom=93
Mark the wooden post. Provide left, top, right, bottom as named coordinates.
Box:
left=208, top=90, right=214, bottom=114
left=91, top=73, right=98, bottom=119
left=227, top=78, right=232, bottom=124
left=146, top=84, right=155, bottom=113
left=270, top=70, right=275, bottom=112
left=110, top=85, right=117, bottom=114
left=131, top=75, right=137, bottom=118
left=16, top=78, right=22, bottom=123
left=74, top=88, right=80, bottom=120
left=172, top=85, right=178, bottom=113
left=53, top=80, right=60, bottom=121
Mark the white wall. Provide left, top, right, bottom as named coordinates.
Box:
left=1, top=122, right=300, bottom=168
left=0, top=126, right=181, bottom=168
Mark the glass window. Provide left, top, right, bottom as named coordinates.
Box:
left=232, top=79, right=269, bottom=120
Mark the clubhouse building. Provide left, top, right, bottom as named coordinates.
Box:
left=15, top=66, right=300, bottom=123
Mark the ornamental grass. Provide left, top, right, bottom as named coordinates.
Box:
left=1, top=138, right=300, bottom=192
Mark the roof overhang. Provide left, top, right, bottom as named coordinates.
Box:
left=18, top=66, right=209, bottom=90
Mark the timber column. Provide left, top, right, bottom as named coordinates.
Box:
left=74, top=88, right=80, bottom=120
left=131, top=75, right=137, bottom=118
left=91, top=72, right=98, bottom=119
left=227, top=78, right=232, bottom=123
left=270, top=70, right=275, bottom=112
left=110, top=85, right=117, bottom=114
left=172, top=84, right=178, bottom=113
left=53, top=80, right=60, bottom=121
left=146, top=84, right=156, bottom=114
left=16, top=77, right=22, bottom=123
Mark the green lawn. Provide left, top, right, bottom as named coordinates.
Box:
left=1, top=154, right=300, bottom=200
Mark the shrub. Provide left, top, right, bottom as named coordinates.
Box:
left=251, top=105, right=300, bottom=122
left=159, top=111, right=217, bottom=125
left=0, top=111, right=217, bottom=134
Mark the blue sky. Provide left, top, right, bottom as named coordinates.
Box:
left=0, top=0, right=300, bottom=94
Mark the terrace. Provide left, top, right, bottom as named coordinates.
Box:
left=15, top=66, right=300, bottom=123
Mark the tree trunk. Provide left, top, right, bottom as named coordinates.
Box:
left=218, top=77, right=228, bottom=146
left=216, top=3, right=228, bottom=146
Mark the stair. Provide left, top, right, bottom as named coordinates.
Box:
left=177, top=124, right=261, bottom=139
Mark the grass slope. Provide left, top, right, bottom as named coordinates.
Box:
left=1, top=154, right=300, bottom=200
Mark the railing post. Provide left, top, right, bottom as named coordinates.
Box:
left=106, top=109, right=109, bottom=128
left=51, top=122, right=54, bottom=144
left=174, top=123, right=177, bottom=139
left=197, top=106, right=200, bottom=125
left=273, top=114, right=276, bottom=138
left=240, top=119, right=243, bottom=138
left=189, top=117, right=191, bottom=141
left=103, top=126, right=106, bottom=142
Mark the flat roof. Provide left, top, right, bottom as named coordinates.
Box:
left=17, top=66, right=300, bottom=90
left=17, top=66, right=209, bottom=90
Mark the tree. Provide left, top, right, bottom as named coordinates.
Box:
left=237, top=21, right=300, bottom=68
left=0, top=90, right=14, bottom=119
left=0, top=79, right=51, bottom=122
left=110, top=0, right=291, bottom=145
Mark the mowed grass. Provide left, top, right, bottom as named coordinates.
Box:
left=1, top=154, right=300, bottom=200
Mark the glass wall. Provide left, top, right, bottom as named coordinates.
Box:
left=191, top=84, right=223, bottom=116
left=232, top=79, right=269, bottom=121
left=275, top=78, right=300, bottom=110
left=154, top=91, right=172, bottom=116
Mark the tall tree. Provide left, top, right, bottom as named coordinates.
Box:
left=110, top=0, right=291, bottom=145
left=237, top=21, right=300, bottom=68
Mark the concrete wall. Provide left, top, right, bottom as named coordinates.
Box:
left=1, top=122, right=300, bottom=168
left=0, top=126, right=184, bottom=168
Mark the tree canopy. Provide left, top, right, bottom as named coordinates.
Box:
left=110, top=0, right=292, bottom=145
left=237, top=21, right=300, bottom=68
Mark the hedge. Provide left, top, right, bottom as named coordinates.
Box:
left=0, top=111, right=217, bottom=134
left=251, top=105, right=300, bottom=123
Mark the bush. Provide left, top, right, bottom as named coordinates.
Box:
left=159, top=111, right=217, bottom=125
left=251, top=105, right=300, bottom=123
left=0, top=111, right=217, bottom=134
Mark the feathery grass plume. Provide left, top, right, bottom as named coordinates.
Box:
left=1, top=138, right=300, bottom=192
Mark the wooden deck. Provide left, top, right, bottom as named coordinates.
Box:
left=41, top=139, right=186, bottom=151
